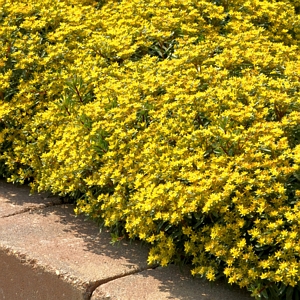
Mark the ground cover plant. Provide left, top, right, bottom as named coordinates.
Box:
left=1, top=0, right=300, bottom=298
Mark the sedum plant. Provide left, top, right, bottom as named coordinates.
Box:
left=1, top=0, right=300, bottom=298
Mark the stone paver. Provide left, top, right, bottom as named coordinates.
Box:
left=0, top=181, right=150, bottom=299
left=0, top=179, right=61, bottom=217
left=91, top=265, right=252, bottom=300
left=0, top=250, right=82, bottom=300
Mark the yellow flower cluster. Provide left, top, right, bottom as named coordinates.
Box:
left=1, top=0, right=300, bottom=298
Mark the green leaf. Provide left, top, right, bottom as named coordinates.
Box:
left=278, top=284, right=287, bottom=296
left=286, top=286, right=294, bottom=300
left=268, top=283, right=279, bottom=300
left=260, top=287, right=269, bottom=299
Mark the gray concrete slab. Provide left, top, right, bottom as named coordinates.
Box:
left=0, top=204, right=150, bottom=299
left=0, top=179, right=61, bottom=217
left=91, top=264, right=252, bottom=300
